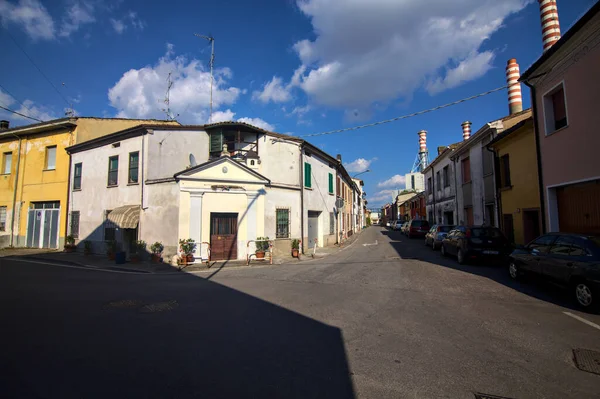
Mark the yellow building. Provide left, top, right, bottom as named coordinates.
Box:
left=488, top=116, right=541, bottom=245
left=0, top=117, right=179, bottom=248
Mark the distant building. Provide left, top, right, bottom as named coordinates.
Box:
left=405, top=173, right=424, bottom=192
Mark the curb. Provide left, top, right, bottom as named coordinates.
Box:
left=5, top=255, right=154, bottom=274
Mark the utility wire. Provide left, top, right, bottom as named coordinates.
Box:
left=0, top=82, right=36, bottom=115
left=300, top=85, right=509, bottom=138
left=0, top=104, right=44, bottom=122
left=5, top=31, right=71, bottom=107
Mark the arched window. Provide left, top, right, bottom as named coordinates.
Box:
left=250, top=160, right=255, bottom=166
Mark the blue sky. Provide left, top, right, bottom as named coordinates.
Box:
left=0, top=0, right=596, bottom=207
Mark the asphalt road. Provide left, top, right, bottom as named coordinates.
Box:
left=1, top=226, right=599, bottom=398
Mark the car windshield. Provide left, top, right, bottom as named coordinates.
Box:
left=471, top=227, right=504, bottom=238
left=438, top=226, right=453, bottom=233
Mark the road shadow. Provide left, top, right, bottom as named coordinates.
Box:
left=381, top=228, right=588, bottom=313
left=0, top=262, right=356, bottom=399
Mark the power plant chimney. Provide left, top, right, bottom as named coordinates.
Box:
left=461, top=121, right=472, bottom=141
left=0, top=120, right=9, bottom=130
left=538, top=0, right=561, bottom=52
left=418, top=130, right=428, bottom=171
left=506, top=59, right=523, bottom=115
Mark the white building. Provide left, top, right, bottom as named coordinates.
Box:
left=405, top=172, right=425, bottom=192
left=423, top=143, right=461, bottom=226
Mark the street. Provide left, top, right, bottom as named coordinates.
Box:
left=1, top=226, right=599, bottom=398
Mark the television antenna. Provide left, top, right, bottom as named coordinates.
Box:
left=194, top=33, right=215, bottom=122
left=161, top=72, right=179, bottom=120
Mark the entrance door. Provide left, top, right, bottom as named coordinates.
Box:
left=522, top=209, right=541, bottom=244
left=307, top=211, right=320, bottom=247
left=210, top=213, right=238, bottom=260
left=26, top=204, right=60, bottom=249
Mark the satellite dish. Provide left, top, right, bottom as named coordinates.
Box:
left=189, top=153, right=197, bottom=167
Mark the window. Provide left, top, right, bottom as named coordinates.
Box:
left=276, top=208, right=290, bottom=238
left=544, top=84, right=568, bottom=134
left=443, top=166, right=449, bottom=187
left=73, top=163, right=82, bottom=190
left=70, top=211, right=80, bottom=239
left=436, top=171, right=441, bottom=191
left=411, top=175, right=415, bottom=190
left=45, top=146, right=56, bottom=170
left=330, top=212, right=335, bottom=235
left=30, top=201, right=59, bottom=209
left=104, top=210, right=116, bottom=241
left=336, top=176, right=340, bottom=195
left=528, top=235, right=557, bottom=253
left=427, top=177, right=432, bottom=194
left=461, top=157, right=471, bottom=183
left=328, top=173, right=334, bottom=194
left=108, top=156, right=119, bottom=186
left=304, top=162, right=312, bottom=188
left=569, top=239, right=588, bottom=257
left=500, top=154, right=511, bottom=188
left=549, top=236, right=571, bottom=256
left=0, top=206, right=6, bottom=231
left=128, top=152, right=139, bottom=184
left=2, top=152, right=11, bottom=174
left=210, top=131, right=224, bottom=153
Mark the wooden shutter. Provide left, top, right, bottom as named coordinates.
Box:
left=304, top=162, right=312, bottom=188
left=210, top=131, right=223, bottom=152
left=328, top=173, right=333, bottom=193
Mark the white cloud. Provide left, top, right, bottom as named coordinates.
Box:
left=291, top=105, right=311, bottom=117
left=108, top=43, right=242, bottom=124
left=237, top=117, right=275, bottom=131
left=0, top=0, right=56, bottom=40
left=210, top=109, right=236, bottom=123
left=0, top=89, right=58, bottom=124
left=344, top=157, right=377, bottom=173
left=377, top=174, right=406, bottom=188
left=110, top=18, right=125, bottom=34
left=128, top=11, right=144, bottom=30
left=59, top=1, right=95, bottom=38
left=426, top=51, right=495, bottom=94
left=368, top=189, right=397, bottom=204
left=271, top=0, right=531, bottom=108
left=252, top=76, right=293, bottom=104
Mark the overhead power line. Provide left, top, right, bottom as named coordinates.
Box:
left=300, top=85, right=509, bottom=138
left=0, top=104, right=44, bottom=122
left=0, top=83, right=36, bottom=116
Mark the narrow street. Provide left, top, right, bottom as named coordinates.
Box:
left=1, top=226, right=599, bottom=398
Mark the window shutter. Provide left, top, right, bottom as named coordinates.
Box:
left=304, top=162, right=311, bottom=188
left=210, top=131, right=223, bottom=152
left=328, top=173, right=333, bottom=193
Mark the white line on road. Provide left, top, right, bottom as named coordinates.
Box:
left=563, top=311, right=600, bottom=331
left=363, top=240, right=378, bottom=247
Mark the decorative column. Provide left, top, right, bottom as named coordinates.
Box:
left=189, top=192, right=204, bottom=260
left=246, top=192, right=259, bottom=243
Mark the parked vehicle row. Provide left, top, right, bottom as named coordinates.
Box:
left=425, top=224, right=454, bottom=250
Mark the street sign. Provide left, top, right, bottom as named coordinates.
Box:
left=335, top=198, right=344, bottom=208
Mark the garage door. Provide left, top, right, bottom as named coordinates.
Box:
left=557, top=180, right=600, bottom=235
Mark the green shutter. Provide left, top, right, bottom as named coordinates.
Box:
left=304, top=162, right=311, bottom=188
left=328, top=173, right=333, bottom=194
left=210, top=131, right=223, bottom=152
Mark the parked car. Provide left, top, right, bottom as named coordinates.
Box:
left=386, top=221, right=391, bottom=227
left=508, top=233, right=600, bottom=310
left=441, top=226, right=510, bottom=264
left=401, top=222, right=410, bottom=235
left=406, top=220, right=430, bottom=239
left=425, top=224, right=455, bottom=250
left=393, top=221, right=404, bottom=231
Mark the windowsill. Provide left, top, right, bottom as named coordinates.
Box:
left=462, top=180, right=472, bottom=185
left=499, top=185, right=513, bottom=192
left=107, top=184, right=118, bottom=188
left=127, top=182, right=140, bottom=186
left=72, top=188, right=81, bottom=192
left=483, top=172, right=493, bottom=177
left=304, top=187, right=313, bottom=190
left=328, top=192, right=334, bottom=196
left=275, top=237, right=291, bottom=241
left=545, top=124, right=569, bottom=137
left=1, top=173, right=10, bottom=176
left=43, top=168, right=56, bottom=172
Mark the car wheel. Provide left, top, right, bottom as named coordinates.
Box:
left=508, top=261, right=520, bottom=280
left=440, top=244, right=447, bottom=257
left=457, top=249, right=466, bottom=265
left=573, top=280, right=595, bottom=310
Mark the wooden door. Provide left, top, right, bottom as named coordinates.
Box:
left=556, top=180, right=600, bottom=235
left=210, top=213, right=238, bottom=260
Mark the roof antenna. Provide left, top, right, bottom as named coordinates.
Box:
left=62, top=82, right=75, bottom=117
left=161, top=72, right=179, bottom=121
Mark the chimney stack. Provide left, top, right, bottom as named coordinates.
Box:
left=538, top=0, right=561, bottom=52
left=417, top=130, right=428, bottom=171
left=336, top=154, right=342, bottom=162
left=0, top=120, right=9, bottom=130
left=506, top=59, right=523, bottom=115
left=461, top=121, right=472, bottom=141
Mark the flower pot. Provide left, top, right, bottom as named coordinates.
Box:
left=256, top=251, right=265, bottom=259
left=186, top=254, right=195, bottom=263
left=151, top=253, right=162, bottom=263
left=64, top=245, right=75, bottom=253
left=292, top=249, right=299, bottom=258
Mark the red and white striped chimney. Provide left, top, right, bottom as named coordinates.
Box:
left=418, top=130, right=428, bottom=171
left=461, top=121, right=472, bottom=141
left=538, top=0, right=562, bottom=52
left=506, top=58, right=523, bottom=115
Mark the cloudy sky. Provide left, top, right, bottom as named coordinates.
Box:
left=0, top=0, right=595, bottom=206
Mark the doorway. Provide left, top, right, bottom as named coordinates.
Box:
left=210, top=213, right=238, bottom=260
left=26, top=202, right=60, bottom=249
left=503, top=214, right=515, bottom=244
left=444, top=211, right=454, bottom=226
left=522, top=209, right=541, bottom=244
left=307, top=211, right=320, bottom=247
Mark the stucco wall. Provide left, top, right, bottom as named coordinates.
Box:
left=74, top=118, right=179, bottom=144
left=259, top=136, right=301, bottom=187
left=146, top=129, right=208, bottom=180
left=264, top=187, right=301, bottom=257
left=141, top=182, right=181, bottom=258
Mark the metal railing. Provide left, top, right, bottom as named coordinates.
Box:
left=246, top=239, right=274, bottom=266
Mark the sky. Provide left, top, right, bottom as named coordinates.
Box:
left=0, top=0, right=596, bottom=208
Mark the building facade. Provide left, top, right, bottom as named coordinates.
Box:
left=423, top=143, right=461, bottom=226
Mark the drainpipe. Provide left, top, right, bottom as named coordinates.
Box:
left=140, top=131, right=147, bottom=240
left=523, top=80, right=547, bottom=233
left=9, top=134, right=22, bottom=247
left=430, top=166, right=436, bottom=224
left=453, top=157, right=460, bottom=224
left=487, top=146, right=502, bottom=230
left=299, top=143, right=305, bottom=254
left=65, top=141, right=73, bottom=242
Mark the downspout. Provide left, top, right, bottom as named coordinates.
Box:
left=299, top=143, right=305, bottom=254
left=487, top=146, right=502, bottom=230
left=430, top=165, right=436, bottom=223
left=453, top=157, right=460, bottom=224
left=9, top=134, right=22, bottom=247
left=140, top=131, right=146, bottom=240
left=65, top=144, right=73, bottom=242
left=523, top=80, right=547, bottom=233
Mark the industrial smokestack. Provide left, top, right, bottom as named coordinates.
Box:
left=538, top=0, right=561, bottom=52
left=506, top=59, right=523, bottom=115
left=461, top=121, right=472, bottom=141
left=418, top=130, right=428, bottom=171
left=0, top=120, right=9, bottom=130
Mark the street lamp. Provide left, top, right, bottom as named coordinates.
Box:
left=352, top=169, right=371, bottom=178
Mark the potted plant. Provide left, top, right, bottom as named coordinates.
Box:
left=131, top=240, right=146, bottom=263
left=106, top=240, right=117, bottom=260
left=255, top=237, right=270, bottom=259
left=179, top=238, right=197, bottom=264
left=291, top=239, right=300, bottom=258
left=64, top=235, right=76, bottom=253
left=150, top=241, right=164, bottom=263
left=83, top=240, right=92, bottom=255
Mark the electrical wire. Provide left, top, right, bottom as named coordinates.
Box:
left=0, top=83, right=35, bottom=116
left=300, top=85, right=509, bottom=138
left=0, top=104, right=44, bottom=122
